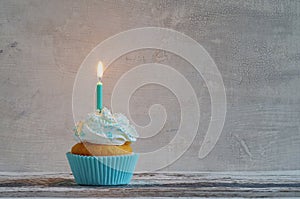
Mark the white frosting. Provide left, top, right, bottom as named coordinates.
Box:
left=74, top=107, right=138, bottom=145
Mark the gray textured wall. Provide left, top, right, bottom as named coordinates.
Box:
left=0, top=0, right=300, bottom=172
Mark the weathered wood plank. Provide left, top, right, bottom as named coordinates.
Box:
left=0, top=171, right=299, bottom=197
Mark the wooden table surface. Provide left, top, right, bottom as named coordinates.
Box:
left=0, top=171, right=300, bottom=198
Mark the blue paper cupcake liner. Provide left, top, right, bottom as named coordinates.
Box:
left=66, top=152, right=139, bottom=185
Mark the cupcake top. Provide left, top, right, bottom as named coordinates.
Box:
left=74, top=107, right=138, bottom=145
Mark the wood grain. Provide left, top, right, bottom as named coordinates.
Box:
left=0, top=171, right=300, bottom=197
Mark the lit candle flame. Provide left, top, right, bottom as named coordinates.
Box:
left=97, top=61, right=104, bottom=79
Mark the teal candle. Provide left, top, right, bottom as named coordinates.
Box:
left=97, top=81, right=103, bottom=111
left=97, top=61, right=104, bottom=112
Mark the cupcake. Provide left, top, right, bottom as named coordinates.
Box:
left=66, top=107, right=139, bottom=185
